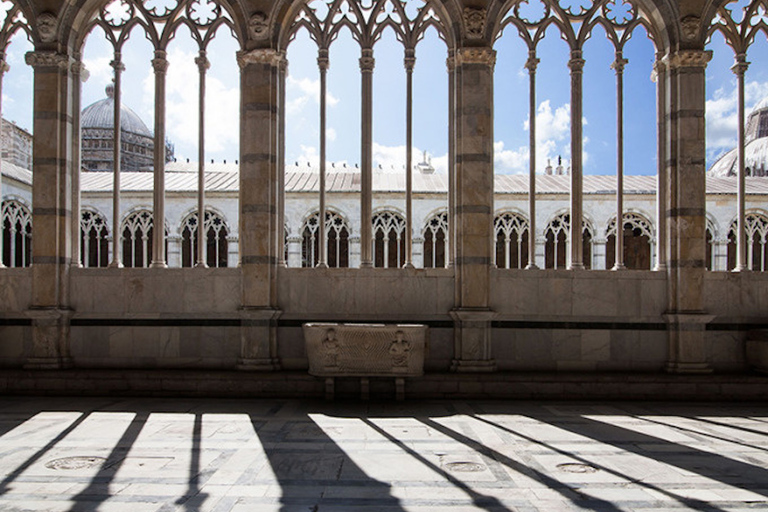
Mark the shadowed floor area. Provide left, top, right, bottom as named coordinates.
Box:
left=0, top=397, right=766, bottom=511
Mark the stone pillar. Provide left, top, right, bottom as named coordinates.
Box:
left=525, top=51, right=539, bottom=270
left=733, top=53, right=749, bottom=272
left=287, top=236, right=302, bottom=268
left=317, top=48, right=329, bottom=268
left=535, top=235, right=546, bottom=269
left=663, top=49, right=713, bottom=373
left=166, top=234, right=182, bottom=268
left=714, top=239, right=728, bottom=271
left=447, top=51, right=456, bottom=269
left=612, top=54, right=628, bottom=270
left=227, top=235, right=239, bottom=268
left=568, top=50, right=585, bottom=270
left=653, top=56, right=667, bottom=271
left=404, top=49, right=415, bottom=268
left=236, top=48, right=282, bottom=371
left=109, top=56, right=124, bottom=268
left=413, top=236, right=424, bottom=268
left=0, top=57, right=8, bottom=268
left=151, top=51, right=168, bottom=268
left=277, top=55, right=287, bottom=268
left=24, top=50, right=75, bottom=369
left=70, top=58, right=88, bottom=268
left=195, top=51, right=210, bottom=268
left=359, top=48, right=374, bottom=268
left=450, top=47, right=496, bottom=373
left=592, top=238, right=607, bottom=270
left=349, top=236, right=361, bottom=269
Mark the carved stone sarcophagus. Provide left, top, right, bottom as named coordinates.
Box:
left=303, top=323, right=428, bottom=377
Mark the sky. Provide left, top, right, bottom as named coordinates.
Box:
left=1, top=0, right=767, bottom=177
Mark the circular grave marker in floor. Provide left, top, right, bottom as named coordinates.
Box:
left=444, top=461, right=486, bottom=472
left=45, top=456, right=107, bottom=470
left=556, top=462, right=599, bottom=473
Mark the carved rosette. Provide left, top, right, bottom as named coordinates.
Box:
left=664, top=50, right=712, bottom=70
left=455, top=47, right=496, bottom=69
left=464, top=7, right=486, bottom=39
left=25, top=51, right=70, bottom=70
left=237, top=48, right=284, bottom=69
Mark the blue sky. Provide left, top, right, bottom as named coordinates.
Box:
left=1, top=1, right=766, bottom=177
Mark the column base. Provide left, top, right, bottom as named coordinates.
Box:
left=450, top=359, right=497, bottom=373
left=236, top=358, right=281, bottom=372
left=665, top=362, right=713, bottom=374
left=24, top=357, right=73, bottom=370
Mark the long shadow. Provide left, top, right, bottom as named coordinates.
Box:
left=686, top=415, right=768, bottom=439
left=523, top=410, right=768, bottom=498
left=471, top=414, right=728, bottom=512
left=0, top=410, right=90, bottom=496
left=251, top=409, right=408, bottom=512
left=417, top=417, right=626, bottom=512
left=174, top=412, right=210, bottom=511
left=65, top=411, right=149, bottom=512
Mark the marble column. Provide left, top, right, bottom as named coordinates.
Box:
left=195, top=51, right=210, bottom=268
left=317, top=48, right=328, bottom=268
left=663, top=49, right=713, bottom=373
left=109, top=56, right=124, bottom=268
left=349, top=236, right=361, bottom=269
left=450, top=47, right=496, bottom=373
left=404, top=48, right=415, bottom=268
left=70, top=57, right=88, bottom=268
left=592, top=238, right=607, bottom=270
left=287, top=236, right=302, bottom=268
left=236, top=48, right=282, bottom=371
left=151, top=50, right=168, bottom=268
left=732, top=53, right=749, bottom=272
left=714, top=239, right=728, bottom=271
left=568, top=50, right=585, bottom=270
left=0, top=57, right=8, bottom=268
left=653, top=57, right=667, bottom=271
left=413, top=236, right=424, bottom=268
left=227, top=235, right=239, bottom=268
left=447, top=51, right=456, bottom=269
left=166, top=234, right=182, bottom=268
left=277, top=55, right=287, bottom=267
left=359, top=48, right=374, bottom=268
left=612, top=54, right=628, bottom=270
left=24, top=50, right=75, bottom=369
left=525, top=51, right=539, bottom=270
left=535, top=234, right=546, bottom=269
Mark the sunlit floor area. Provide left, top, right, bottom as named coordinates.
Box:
left=0, top=398, right=767, bottom=511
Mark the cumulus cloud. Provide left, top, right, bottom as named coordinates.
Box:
left=286, top=76, right=340, bottom=115
left=372, top=142, right=448, bottom=174
left=706, top=80, right=768, bottom=163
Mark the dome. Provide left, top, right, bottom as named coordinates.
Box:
left=709, top=95, right=768, bottom=177
left=81, top=85, right=153, bottom=137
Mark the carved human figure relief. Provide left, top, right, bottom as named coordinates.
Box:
left=322, top=328, right=340, bottom=368
left=37, top=12, right=57, bottom=43
left=389, top=331, right=411, bottom=368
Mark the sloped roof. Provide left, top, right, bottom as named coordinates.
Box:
left=0, top=161, right=32, bottom=186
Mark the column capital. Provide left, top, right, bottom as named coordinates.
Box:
left=152, top=50, right=168, bottom=74
left=568, top=50, right=585, bottom=73
left=237, top=48, right=284, bottom=68
left=71, top=60, right=89, bottom=82
left=731, top=53, right=749, bottom=76
left=663, top=49, right=712, bottom=70
left=524, top=53, right=539, bottom=73
left=0, top=58, right=9, bottom=74
left=446, top=50, right=456, bottom=72
left=25, top=51, right=70, bottom=70
left=650, top=58, right=666, bottom=82
left=455, top=46, right=496, bottom=68
left=317, top=47, right=329, bottom=71
left=110, top=58, right=125, bottom=72
left=611, top=56, right=628, bottom=74
left=404, top=48, right=415, bottom=71
left=359, top=48, right=375, bottom=72
left=195, top=51, right=210, bottom=73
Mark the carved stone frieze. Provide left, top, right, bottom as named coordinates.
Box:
left=455, top=47, right=496, bottom=68
left=664, top=50, right=712, bottom=70
left=236, top=48, right=284, bottom=68
left=464, top=7, right=486, bottom=39
left=24, top=51, right=70, bottom=70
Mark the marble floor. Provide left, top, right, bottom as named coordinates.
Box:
left=0, top=397, right=766, bottom=511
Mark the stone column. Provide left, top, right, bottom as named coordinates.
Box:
left=166, top=234, right=182, bottom=268
left=277, top=54, right=287, bottom=268
left=404, top=48, right=415, bottom=268
left=733, top=53, right=749, bottom=272
left=592, top=238, right=607, bottom=270
left=447, top=51, right=456, bottom=269
left=535, top=234, right=546, bottom=269
left=317, top=48, right=329, bottom=268
left=359, top=48, right=374, bottom=268
left=612, top=54, right=628, bottom=270
left=24, top=50, right=75, bottom=369
left=413, top=236, right=424, bottom=268
left=0, top=56, right=8, bottom=268
left=196, top=50, right=210, bottom=268
left=525, top=51, right=539, bottom=269
left=70, top=58, right=88, bottom=268
left=568, top=50, right=585, bottom=269
left=450, top=47, right=496, bottom=373
left=151, top=51, right=168, bottom=268
left=227, top=235, right=238, bottom=268
left=236, top=48, right=282, bottom=371
left=109, top=56, right=124, bottom=268
left=653, top=57, right=667, bottom=271
left=714, top=239, right=728, bottom=271
left=349, top=236, right=361, bottom=268
left=287, top=236, right=302, bottom=268
left=663, top=49, right=713, bottom=373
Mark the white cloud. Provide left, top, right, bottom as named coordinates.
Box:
left=287, top=76, right=340, bottom=110
left=371, top=142, right=448, bottom=174
left=706, top=80, right=768, bottom=162
left=82, top=55, right=113, bottom=87
left=494, top=140, right=528, bottom=174
left=292, top=144, right=319, bottom=167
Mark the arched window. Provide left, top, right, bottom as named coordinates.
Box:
left=80, top=210, right=109, bottom=268
left=373, top=211, right=406, bottom=268
left=728, top=213, right=768, bottom=272
left=180, top=211, right=229, bottom=268
left=302, top=211, right=350, bottom=268
left=122, top=210, right=166, bottom=268
left=423, top=212, right=447, bottom=269
left=605, top=213, right=654, bottom=270
left=494, top=212, right=529, bottom=269
left=2, top=200, right=31, bottom=267
left=545, top=213, right=592, bottom=270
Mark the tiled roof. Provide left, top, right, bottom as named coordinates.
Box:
left=0, top=161, right=32, bottom=186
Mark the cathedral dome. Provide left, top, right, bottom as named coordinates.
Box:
left=81, top=84, right=152, bottom=137
left=709, top=96, right=768, bottom=177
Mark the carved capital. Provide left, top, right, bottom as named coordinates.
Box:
left=237, top=48, right=283, bottom=68
left=152, top=51, right=168, bottom=74
left=464, top=7, right=486, bottom=39
left=317, top=48, right=329, bottom=71
left=650, top=58, right=666, bottom=83
left=25, top=51, right=69, bottom=70
left=248, top=11, right=270, bottom=41
left=664, top=49, right=712, bottom=70
left=446, top=50, right=456, bottom=72
left=110, top=58, right=125, bottom=73
left=568, top=50, right=585, bottom=73
left=359, top=48, right=375, bottom=72
left=611, top=56, right=628, bottom=74
left=71, top=60, right=89, bottom=82
left=731, top=53, right=749, bottom=76
left=404, top=48, right=415, bottom=71
left=524, top=53, right=539, bottom=73
left=0, top=59, right=9, bottom=75
left=680, top=15, right=701, bottom=42
left=195, top=52, right=210, bottom=73
left=455, top=47, right=496, bottom=68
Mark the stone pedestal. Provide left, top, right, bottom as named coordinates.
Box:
left=237, top=307, right=281, bottom=371
left=450, top=309, right=496, bottom=373
left=664, top=313, right=714, bottom=374
left=25, top=308, right=73, bottom=369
